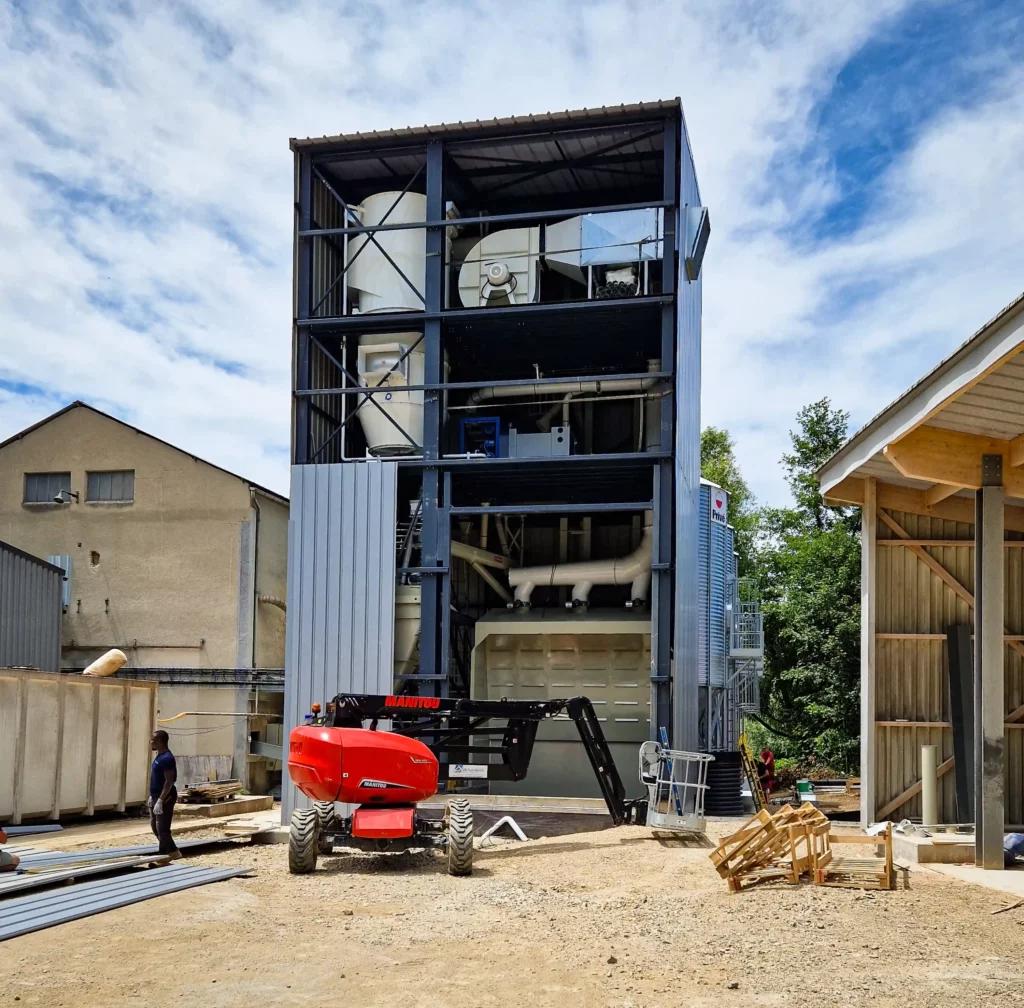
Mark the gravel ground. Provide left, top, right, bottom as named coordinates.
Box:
left=4, top=824, right=1024, bottom=1007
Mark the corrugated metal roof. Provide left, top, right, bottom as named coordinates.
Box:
left=291, top=99, right=680, bottom=152
left=818, top=290, right=1024, bottom=491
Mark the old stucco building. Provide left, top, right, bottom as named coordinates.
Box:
left=0, top=401, right=288, bottom=787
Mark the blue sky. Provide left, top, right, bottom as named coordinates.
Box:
left=1, top=0, right=1023, bottom=504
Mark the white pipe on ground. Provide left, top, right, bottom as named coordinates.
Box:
left=508, top=511, right=653, bottom=608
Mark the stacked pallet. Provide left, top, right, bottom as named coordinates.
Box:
left=178, top=779, right=242, bottom=804
left=709, top=803, right=894, bottom=892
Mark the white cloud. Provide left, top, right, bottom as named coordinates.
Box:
left=0, top=0, right=1020, bottom=504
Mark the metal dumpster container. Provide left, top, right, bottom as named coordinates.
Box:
left=0, top=668, right=157, bottom=823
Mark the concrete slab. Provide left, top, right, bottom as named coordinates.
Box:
left=894, top=832, right=975, bottom=864
left=252, top=826, right=290, bottom=845
left=926, top=863, right=1024, bottom=897
left=175, top=796, right=274, bottom=818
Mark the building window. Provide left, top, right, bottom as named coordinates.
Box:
left=86, top=470, right=135, bottom=503
left=24, top=472, right=72, bottom=503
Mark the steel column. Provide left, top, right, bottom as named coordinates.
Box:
left=651, top=462, right=672, bottom=739
left=419, top=140, right=447, bottom=697
left=975, top=456, right=1005, bottom=869
left=294, top=155, right=314, bottom=463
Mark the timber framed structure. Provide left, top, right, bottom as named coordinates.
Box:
left=818, top=291, right=1024, bottom=868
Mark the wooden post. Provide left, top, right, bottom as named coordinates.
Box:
left=975, top=456, right=1005, bottom=869
left=861, top=478, right=877, bottom=827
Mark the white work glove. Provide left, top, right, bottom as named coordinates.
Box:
left=146, top=796, right=153, bottom=811
left=152, top=799, right=164, bottom=816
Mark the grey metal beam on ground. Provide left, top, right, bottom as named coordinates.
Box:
left=0, top=865, right=250, bottom=941
left=0, top=855, right=168, bottom=897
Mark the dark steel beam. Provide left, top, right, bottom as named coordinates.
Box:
left=298, top=199, right=673, bottom=239
left=399, top=450, right=670, bottom=469
left=298, top=293, right=672, bottom=329
left=295, top=370, right=672, bottom=397
left=450, top=502, right=652, bottom=517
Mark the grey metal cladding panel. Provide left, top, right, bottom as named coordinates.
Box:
left=672, top=136, right=703, bottom=752
left=697, top=484, right=709, bottom=687
left=0, top=543, right=62, bottom=672
left=0, top=855, right=165, bottom=896
left=283, top=463, right=398, bottom=817
left=0, top=865, right=248, bottom=940
left=709, top=512, right=728, bottom=687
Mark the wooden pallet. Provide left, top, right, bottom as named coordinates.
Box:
left=814, top=823, right=894, bottom=890
left=711, top=803, right=831, bottom=891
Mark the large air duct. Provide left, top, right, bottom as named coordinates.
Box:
left=508, top=512, right=653, bottom=608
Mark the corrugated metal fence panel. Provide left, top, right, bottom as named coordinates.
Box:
left=0, top=542, right=62, bottom=673
left=873, top=509, right=1024, bottom=825
left=282, top=462, right=398, bottom=818
left=697, top=484, right=709, bottom=687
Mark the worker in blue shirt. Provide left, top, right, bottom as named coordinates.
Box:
left=149, top=730, right=181, bottom=859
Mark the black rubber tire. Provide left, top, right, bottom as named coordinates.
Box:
left=314, top=801, right=335, bottom=855
left=446, top=798, right=474, bottom=876
left=288, top=807, right=319, bottom=874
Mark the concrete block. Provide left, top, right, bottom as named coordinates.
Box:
left=893, top=832, right=974, bottom=865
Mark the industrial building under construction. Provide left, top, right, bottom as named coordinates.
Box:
left=282, top=99, right=761, bottom=810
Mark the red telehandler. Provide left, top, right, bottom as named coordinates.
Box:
left=287, top=693, right=647, bottom=875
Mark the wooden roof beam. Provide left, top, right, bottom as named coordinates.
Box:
left=821, top=475, right=1024, bottom=533
left=925, top=482, right=964, bottom=506
left=884, top=426, right=1024, bottom=496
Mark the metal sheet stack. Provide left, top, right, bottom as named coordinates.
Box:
left=0, top=834, right=250, bottom=940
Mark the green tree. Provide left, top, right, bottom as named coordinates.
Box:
left=700, top=426, right=758, bottom=575
left=752, top=398, right=861, bottom=771
left=780, top=399, right=852, bottom=532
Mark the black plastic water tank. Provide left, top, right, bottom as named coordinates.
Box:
left=704, top=750, right=745, bottom=816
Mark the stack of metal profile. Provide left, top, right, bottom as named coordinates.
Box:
left=0, top=834, right=251, bottom=940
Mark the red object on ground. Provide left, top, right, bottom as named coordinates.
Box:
left=288, top=725, right=439, bottom=804
left=351, top=806, right=416, bottom=839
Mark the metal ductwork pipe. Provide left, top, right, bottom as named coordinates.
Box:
left=465, top=374, right=659, bottom=409
left=508, top=511, right=653, bottom=608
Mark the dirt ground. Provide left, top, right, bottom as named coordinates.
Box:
left=5, top=823, right=1024, bottom=1008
